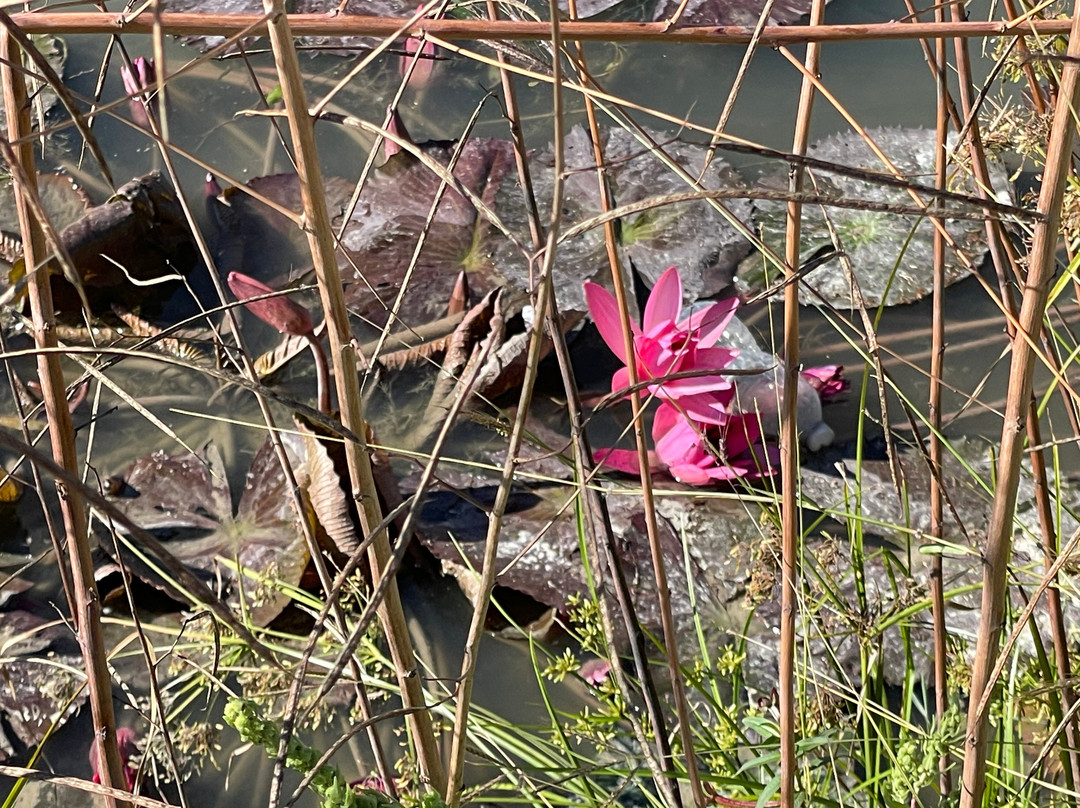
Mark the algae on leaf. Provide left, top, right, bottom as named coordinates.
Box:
left=736, top=127, right=1010, bottom=307
left=495, top=125, right=753, bottom=314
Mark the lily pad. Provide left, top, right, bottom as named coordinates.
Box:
left=413, top=451, right=756, bottom=644
left=338, top=138, right=518, bottom=338
left=210, top=172, right=356, bottom=285
left=650, top=0, right=830, bottom=26
left=736, top=127, right=1010, bottom=307
left=495, top=125, right=753, bottom=313
left=0, top=610, right=85, bottom=760
left=165, top=0, right=423, bottom=52
left=0, top=174, right=91, bottom=247
left=211, top=139, right=517, bottom=343
left=103, top=439, right=309, bottom=626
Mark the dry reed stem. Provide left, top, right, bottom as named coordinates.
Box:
left=443, top=7, right=566, bottom=802
left=258, top=0, right=445, bottom=794
left=779, top=3, right=825, bottom=806
left=953, top=0, right=1080, bottom=788
left=959, top=5, right=1080, bottom=807
left=0, top=33, right=130, bottom=808
left=929, top=1, right=950, bottom=794
left=567, top=32, right=692, bottom=808
left=4, top=11, right=1074, bottom=43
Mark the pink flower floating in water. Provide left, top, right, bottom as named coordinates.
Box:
left=800, top=364, right=849, bottom=400
left=586, top=266, right=775, bottom=484
left=584, top=266, right=739, bottom=425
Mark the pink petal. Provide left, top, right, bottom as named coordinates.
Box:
left=801, top=365, right=850, bottom=399
left=722, top=413, right=761, bottom=457
left=679, top=297, right=739, bottom=346
left=595, top=448, right=658, bottom=476
left=668, top=463, right=713, bottom=485
left=702, top=464, right=746, bottom=481
left=584, top=282, right=634, bottom=363
left=691, top=346, right=740, bottom=370
left=665, top=392, right=732, bottom=425
left=579, top=658, right=612, bottom=685
left=611, top=366, right=632, bottom=398
left=642, top=266, right=682, bottom=333
left=653, top=404, right=707, bottom=467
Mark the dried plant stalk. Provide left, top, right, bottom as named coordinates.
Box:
left=258, top=0, right=445, bottom=795
left=929, top=0, right=950, bottom=794
left=0, top=31, right=129, bottom=808
left=959, top=5, right=1080, bottom=807
left=4, top=11, right=1075, bottom=44
left=779, top=2, right=825, bottom=806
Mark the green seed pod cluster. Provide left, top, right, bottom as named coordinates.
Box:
left=223, top=698, right=415, bottom=808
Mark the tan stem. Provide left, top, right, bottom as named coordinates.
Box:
left=2, top=11, right=1074, bottom=44
left=958, top=5, right=1080, bottom=807
left=259, top=0, right=445, bottom=794
left=929, top=0, right=950, bottom=794
left=0, top=32, right=129, bottom=808
left=780, top=2, right=826, bottom=807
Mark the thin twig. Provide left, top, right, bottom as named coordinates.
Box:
left=929, top=0, right=950, bottom=795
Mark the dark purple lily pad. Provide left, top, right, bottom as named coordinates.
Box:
left=494, top=125, right=753, bottom=313
left=0, top=611, right=85, bottom=760
left=338, top=138, right=518, bottom=338
left=103, top=439, right=309, bottom=627
left=412, top=451, right=759, bottom=643
left=212, top=139, right=518, bottom=342
left=650, top=0, right=830, bottom=26
left=210, top=173, right=356, bottom=290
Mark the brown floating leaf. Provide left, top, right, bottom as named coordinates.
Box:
left=103, top=440, right=309, bottom=626
left=0, top=611, right=85, bottom=760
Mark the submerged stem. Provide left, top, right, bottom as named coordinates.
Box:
left=306, top=333, right=331, bottom=414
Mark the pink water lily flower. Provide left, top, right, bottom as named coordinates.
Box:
left=90, top=727, right=139, bottom=791
left=801, top=365, right=849, bottom=400
left=584, top=267, right=740, bottom=425
left=599, top=404, right=773, bottom=484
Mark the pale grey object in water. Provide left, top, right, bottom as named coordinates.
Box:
left=687, top=308, right=835, bottom=450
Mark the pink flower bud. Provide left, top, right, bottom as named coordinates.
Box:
left=228, top=271, right=314, bottom=338
left=121, top=57, right=156, bottom=128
